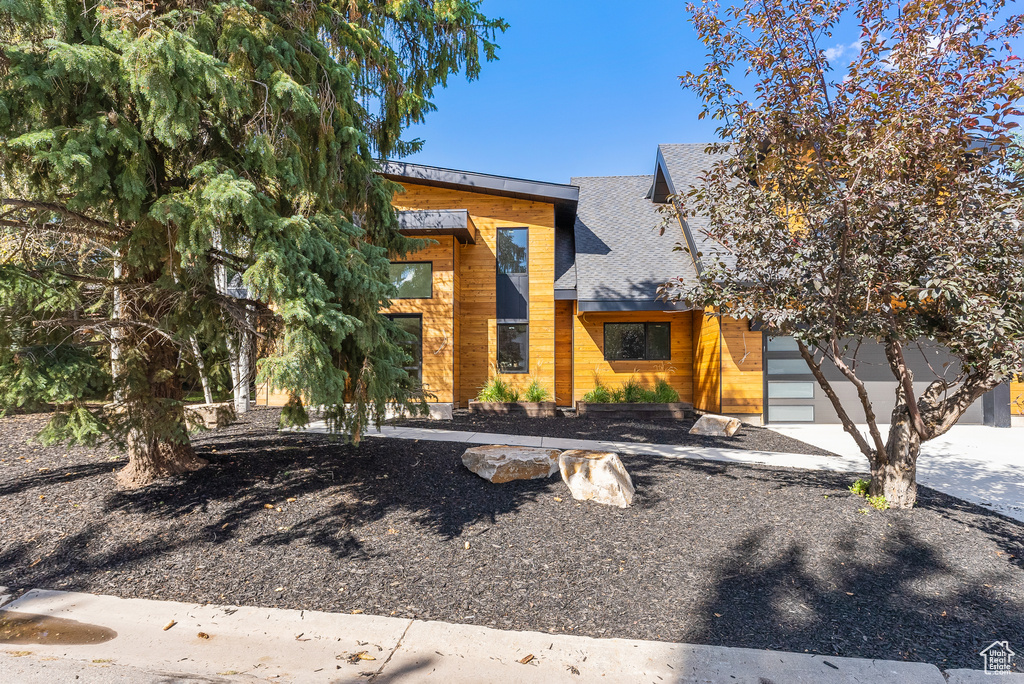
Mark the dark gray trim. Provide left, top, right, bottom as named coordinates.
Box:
left=395, top=209, right=477, bottom=244
left=554, top=289, right=578, bottom=300
left=381, top=161, right=579, bottom=229
left=577, top=299, right=692, bottom=312
left=983, top=383, right=1012, bottom=428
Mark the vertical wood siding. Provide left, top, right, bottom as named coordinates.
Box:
left=720, top=316, right=763, bottom=415
left=1012, top=378, right=1023, bottom=417
left=381, top=236, right=456, bottom=403
left=554, top=299, right=574, bottom=405
left=572, top=310, right=694, bottom=403
left=392, top=183, right=556, bottom=404
left=692, top=309, right=722, bottom=413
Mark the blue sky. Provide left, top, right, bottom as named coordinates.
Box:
left=402, top=0, right=1023, bottom=184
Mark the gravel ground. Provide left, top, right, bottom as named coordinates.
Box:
left=391, top=409, right=838, bottom=457
left=1, top=408, right=1022, bottom=670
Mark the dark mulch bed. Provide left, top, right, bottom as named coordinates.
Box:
left=1, top=409, right=1022, bottom=671
left=391, top=409, right=838, bottom=457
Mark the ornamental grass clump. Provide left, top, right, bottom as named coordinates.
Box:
left=584, top=377, right=679, bottom=403
left=523, top=380, right=550, bottom=402
left=476, top=377, right=520, bottom=403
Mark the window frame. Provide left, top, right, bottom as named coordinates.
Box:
left=496, top=227, right=529, bottom=275
left=388, top=261, right=433, bottom=300
left=497, top=322, right=530, bottom=374
left=602, top=322, right=672, bottom=361
left=385, top=313, right=423, bottom=385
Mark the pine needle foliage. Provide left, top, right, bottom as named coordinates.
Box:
left=0, top=0, right=506, bottom=486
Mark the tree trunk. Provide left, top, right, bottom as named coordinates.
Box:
left=189, top=335, right=214, bottom=404
left=870, top=408, right=920, bottom=508
left=116, top=338, right=207, bottom=488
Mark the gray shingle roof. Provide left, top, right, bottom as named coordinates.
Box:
left=570, top=175, right=699, bottom=308
left=554, top=224, right=576, bottom=290
left=657, top=143, right=736, bottom=273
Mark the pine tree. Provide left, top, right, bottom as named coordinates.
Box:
left=0, top=0, right=505, bottom=487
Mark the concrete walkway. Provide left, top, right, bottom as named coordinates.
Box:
left=2, top=589, right=1012, bottom=683
left=298, top=422, right=1024, bottom=522
left=770, top=424, right=1024, bottom=522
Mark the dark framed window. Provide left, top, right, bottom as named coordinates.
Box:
left=388, top=262, right=432, bottom=299
left=603, top=322, right=671, bottom=361
left=387, top=314, right=423, bottom=384
left=497, top=323, right=529, bottom=373
left=497, top=227, right=528, bottom=274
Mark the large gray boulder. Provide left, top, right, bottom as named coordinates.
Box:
left=558, top=450, right=634, bottom=508
left=689, top=413, right=742, bottom=437
left=462, top=445, right=561, bottom=483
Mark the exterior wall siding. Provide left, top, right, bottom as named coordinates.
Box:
left=1012, top=378, right=1023, bottom=417
left=391, top=182, right=557, bottom=404
left=554, top=299, right=574, bottom=406
left=572, top=310, right=694, bottom=404
left=721, top=316, right=763, bottom=415
left=692, top=309, right=722, bottom=413
left=381, top=236, right=456, bottom=403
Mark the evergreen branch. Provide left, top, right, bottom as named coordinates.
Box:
left=0, top=199, right=122, bottom=240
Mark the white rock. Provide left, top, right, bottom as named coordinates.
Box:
left=689, top=414, right=742, bottom=437
left=558, top=450, right=634, bottom=508
left=462, top=445, right=561, bottom=483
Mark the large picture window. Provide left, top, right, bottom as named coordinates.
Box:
left=603, top=322, right=671, bottom=361
left=388, top=262, right=432, bottom=299
left=497, top=323, right=529, bottom=373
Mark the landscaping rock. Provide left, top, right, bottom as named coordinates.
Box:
left=461, top=445, right=561, bottom=483
left=558, top=450, right=634, bottom=508
left=0, top=586, right=10, bottom=608
left=689, top=413, right=742, bottom=437
left=185, top=402, right=236, bottom=429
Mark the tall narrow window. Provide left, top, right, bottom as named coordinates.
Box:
left=497, top=323, right=529, bottom=373
left=496, top=227, right=529, bottom=323
left=388, top=262, right=432, bottom=299
left=603, top=322, right=671, bottom=361
left=387, top=314, right=423, bottom=384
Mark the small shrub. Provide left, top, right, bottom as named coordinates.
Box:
left=652, top=379, right=680, bottom=403
left=523, top=380, right=550, bottom=402
left=584, top=380, right=612, bottom=403
left=849, top=478, right=870, bottom=497
left=477, top=377, right=520, bottom=402
left=620, top=377, right=647, bottom=403
left=849, top=478, right=888, bottom=510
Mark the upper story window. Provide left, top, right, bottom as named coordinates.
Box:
left=388, top=262, right=432, bottom=299
left=497, top=227, right=528, bottom=274
left=603, top=322, right=671, bottom=361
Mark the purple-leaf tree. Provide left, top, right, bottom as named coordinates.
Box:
left=663, top=0, right=1024, bottom=507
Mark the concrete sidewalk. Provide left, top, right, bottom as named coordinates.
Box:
left=298, top=422, right=1024, bottom=522
left=770, top=424, right=1024, bottom=522
left=2, top=589, right=1008, bottom=683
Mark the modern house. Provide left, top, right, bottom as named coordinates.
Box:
left=259, top=143, right=1023, bottom=426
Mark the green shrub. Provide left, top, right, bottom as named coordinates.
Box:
left=849, top=478, right=870, bottom=497
left=652, top=379, right=680, bottom=403
left=583, top=380, right=612, bottom=403
left=849, top=478, right=888, bottom=510
left=620, top=377, right=647, bottom=403
left=477, top=377, right=520, bottom=402
left=523, top=380, right=550, bottom=402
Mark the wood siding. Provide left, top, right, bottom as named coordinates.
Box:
left=720, top=316, right=763, bottom=415
left=554, top=299, right=574, bottom=406
left=1013, top=378, right=1023, bottom=417
left=381, top=236, right=456, bottom=403
left=391, top=183, right=557, bottom=404
left=692, top=309, right=722, bottom=413
left=572, top=310, right=694, bottom=403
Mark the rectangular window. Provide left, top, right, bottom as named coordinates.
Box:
left=497, top=228, right=528, bottom=274
left=766, top=336, right=799, bottom=352
left=768, top=381, right=815, bottom=399
left=388, top=262, right=432, bottom=299
left=769, top=405, right=815, bottom=422
left=387, top=314, right=423, bottom=384
left=767, top=358, right=810, bottom=375
left=603, top=322, right=671, bottom=361
left=497, top=323, right=529, bottom=373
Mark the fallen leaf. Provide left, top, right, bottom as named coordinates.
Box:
left=519, top=654, right=535, bottom=664
left=464, top=541, right=471, bottom=550
left=553, top=497, right=563, bottom=502
left=287, top=498, right=297, bottom=503
left=197, top=632, right=210, bottom=639
left=351, top=609, right=363, bottom=614
left=346, top=651, right=376, bottom=663
left=714, top=613, right=722, bottom=617
left=264, top=504, right=274, bottom=509
left=274, top=587, right=285, bottom=592
left=845, top=592, right=854, bottom=596
left=163, top=620, right=177, bottom=631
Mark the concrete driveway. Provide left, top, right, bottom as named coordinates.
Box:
left=768, top=424, right=1024, bottom=522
